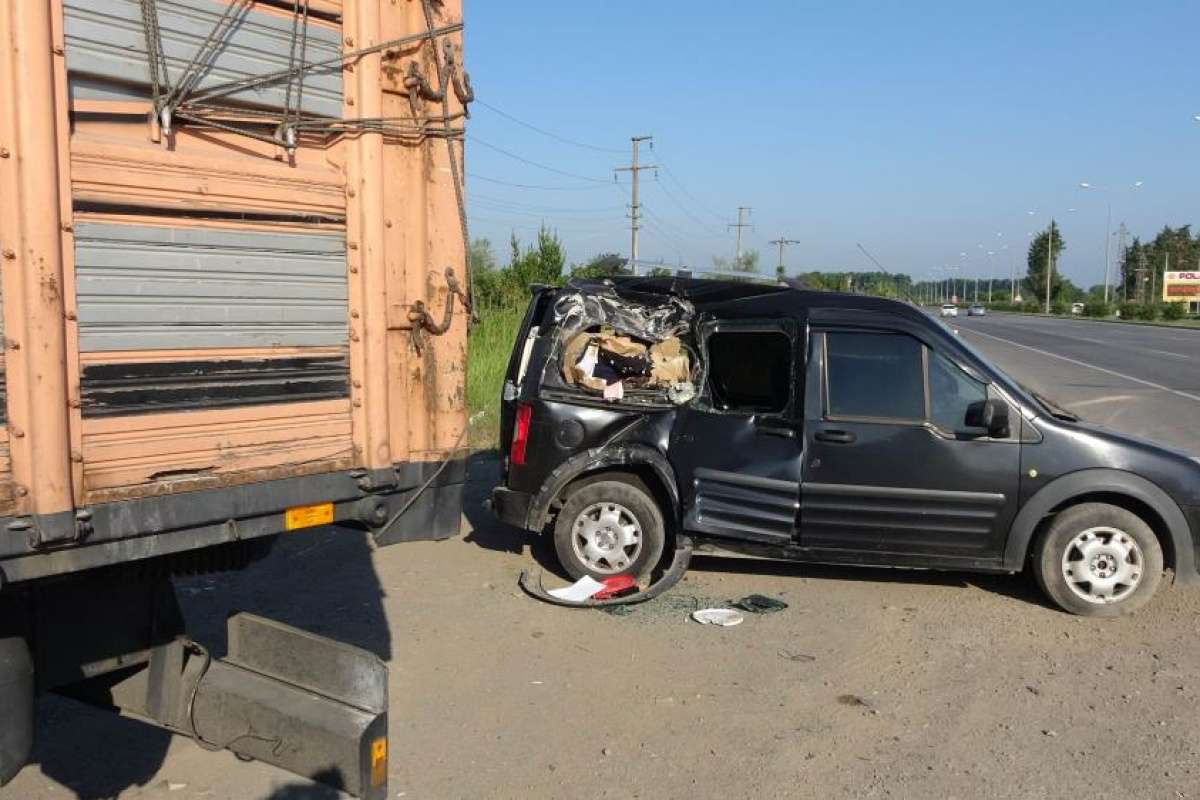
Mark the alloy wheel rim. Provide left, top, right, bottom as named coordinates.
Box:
left=571, top=501, right=642, bottom=574
left=1060, top=526, right=1143, bottom=604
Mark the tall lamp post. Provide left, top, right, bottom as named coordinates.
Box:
left=1026, top=209, right=1075, bottom=313
left=1079, top=180, right=1143, bottom=304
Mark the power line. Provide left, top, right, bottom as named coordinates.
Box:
left=471, top=193, right=624, bottom=215
left=468, top=172, right=608, bottom=191
left=467, top=135, right=610, bottom=183
left=659, top=162, right=726, bottom=222
left=649, top=176, right=725, bottom=237
left=474, top=100, right=624, bottom=154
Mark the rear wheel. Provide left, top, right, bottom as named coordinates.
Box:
left=554, top=478, right=665, bottom=582
left=1033, top=502, right=1163, bottom=617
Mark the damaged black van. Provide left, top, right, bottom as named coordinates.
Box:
left=489, top=277, right=1200, bottom=616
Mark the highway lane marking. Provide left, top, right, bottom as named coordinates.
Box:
left=973, top=316, right=1200, bottom=346
left=1067, top=394, right=1138, bottom=408
left=1147, top=348, right=1189, bottom=360
left=961, top=327, right=1200, bottom=406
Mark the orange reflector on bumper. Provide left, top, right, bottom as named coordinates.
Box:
left=371, top=737, right=388, bottom=788
left=284, top=502, right=334, bottom=531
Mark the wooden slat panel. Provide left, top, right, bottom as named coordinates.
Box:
left=0, top=426, right=14, bottom=516
left=82, top=398, right=353, bottom=497
left=71, top=121, right=345, bottom=218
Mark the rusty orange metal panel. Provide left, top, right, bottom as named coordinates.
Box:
left=343, top=0, right=392, bottom=470
left=0, top=0, right=78, bottom=522
left=381, top=0, right=468, bottom=463
left=81, top=399, right=353, bottom=500
left=71, top=120, right=346, bottom=218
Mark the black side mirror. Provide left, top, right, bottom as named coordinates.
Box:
left=964, top=398, right=1010, bottom=438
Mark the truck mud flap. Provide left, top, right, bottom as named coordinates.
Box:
left=0, top=635, right=33, bottom=786
left=183, top=614, right=389, bottom=800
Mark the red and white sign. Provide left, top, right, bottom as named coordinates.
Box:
left=1163, top=272, right=1200, bottom=302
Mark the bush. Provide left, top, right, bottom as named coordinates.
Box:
left=1134, top=304, right=1160, bottom=321
left=1162, top=303, right=1186, bottom=321
left=1021, top=301, right=1042, bottom=314
left=1083, top=301, right=1112, bottom=318
left=1117, top=302, right=1139, bottom=320
left=1050, top=301, right=1069, bottom=315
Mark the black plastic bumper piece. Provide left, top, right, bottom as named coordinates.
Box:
left=489, top=486, right=533, bottom=530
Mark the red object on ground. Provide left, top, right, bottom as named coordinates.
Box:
left=593, top=574, right=638, bottom=600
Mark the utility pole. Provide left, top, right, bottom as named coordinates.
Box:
left=1103, top=201, right=1113, bottom=304
left=614, top=135, right=656, bottom=276
left=1135, top=248, right=1148, bottom=303
left=770, top=237, right=800, bottom=281
left=1117, top=223, right=1129, bottom=302
left=729, top=207, right=752, bottom=267
left=1045, top=219, right=1056, bottom=314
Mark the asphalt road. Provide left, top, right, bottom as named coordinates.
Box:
left=951, top=312, right=1200, bottom=455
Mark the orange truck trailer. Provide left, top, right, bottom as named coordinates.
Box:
left=0, top=1, right=471, bottom=796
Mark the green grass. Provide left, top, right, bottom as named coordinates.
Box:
left=467, top=304, right=526, bottom=451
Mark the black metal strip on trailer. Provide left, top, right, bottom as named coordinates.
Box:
left=0, top=456, right=467, bottom=586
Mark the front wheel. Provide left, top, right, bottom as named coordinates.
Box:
left=553, top=478, right=666, bottom=582
left=1033, top=503, right=1163, bottom=617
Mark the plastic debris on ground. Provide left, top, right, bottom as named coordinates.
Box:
left=732, top=594, right=789, bottom=614
left=691, top=608, right=745, bottom=626
left=546, top=575, right=607, bottom=603
left=593, top=574, right=639, bottom=600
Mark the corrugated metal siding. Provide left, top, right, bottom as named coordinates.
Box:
left=74, top=222, right=349, bottom=351
left=64, top=0, right=343, bottom=117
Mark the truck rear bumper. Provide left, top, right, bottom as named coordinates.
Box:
left=0, top=455, right=468, bottom=588
left=0, top=635, right=33, bottom=786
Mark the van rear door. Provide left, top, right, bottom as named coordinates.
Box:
left=498, top=288, right=557, bottom=460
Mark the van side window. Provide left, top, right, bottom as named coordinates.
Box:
left=929, top=351, right=988, bottom=432
left=825, top=332, right=924, bottom=420
left=707, top=330, right=791, bottom=413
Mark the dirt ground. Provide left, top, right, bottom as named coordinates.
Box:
left=6, top=450, right=1200, bottom=800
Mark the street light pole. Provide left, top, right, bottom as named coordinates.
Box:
left=1080, top=181, right=1142, bottom=304
left=1045, top=219, right=1055, bottom=314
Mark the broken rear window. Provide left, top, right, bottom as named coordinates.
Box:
left=549, top=282, right=698, bottom=406
left=706, top=330, right=791, bottom=413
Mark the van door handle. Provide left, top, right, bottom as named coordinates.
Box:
left=756, top=424, right=796, bottom=439
left=815, top=429, right=856, bottom=444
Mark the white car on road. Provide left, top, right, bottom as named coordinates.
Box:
left=940, top=304, right=959, bottom=318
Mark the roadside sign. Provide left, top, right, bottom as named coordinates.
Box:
left=1163, top=271, right=1200, bottom=304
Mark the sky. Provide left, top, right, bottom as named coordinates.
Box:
left=463, top=1, right=1199, bottom=288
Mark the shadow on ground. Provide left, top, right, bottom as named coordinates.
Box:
left=28, top=516, right=391, bottom=799
left=462, top=451, right=565, bottom=578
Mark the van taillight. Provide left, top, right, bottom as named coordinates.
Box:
left=510, top=404, right=533, bottom=466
